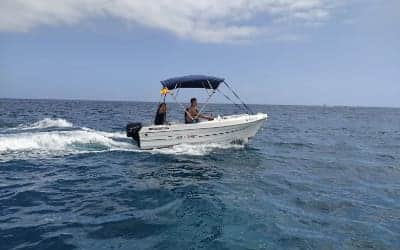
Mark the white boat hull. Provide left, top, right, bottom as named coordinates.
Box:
left=137, top=113, right=267, bottom=149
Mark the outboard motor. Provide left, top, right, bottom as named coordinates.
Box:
left=126, top=122, right=142, bottom=146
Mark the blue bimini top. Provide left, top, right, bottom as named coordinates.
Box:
left=161, top=75, right=224, bottom=90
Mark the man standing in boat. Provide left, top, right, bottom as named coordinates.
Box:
left=185, top=98, right=213, bottom=123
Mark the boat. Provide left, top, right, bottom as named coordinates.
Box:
left=126, top=75, right=267, bottom=149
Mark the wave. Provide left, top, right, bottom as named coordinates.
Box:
left=81, top=127, right=126, bottom=139
left=19, top=118, right=74, bottom=130
left=31, top=118, right=73, bottom=129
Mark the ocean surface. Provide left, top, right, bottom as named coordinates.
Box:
left=0, top=99, right=399, bottom=250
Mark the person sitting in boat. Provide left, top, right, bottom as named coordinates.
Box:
left=185, top=98, right=213, bottom=123
left=154, top=103, right=167, bottom=125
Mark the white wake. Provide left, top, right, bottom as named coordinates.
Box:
left=0, top=130, right=134, bottom=153
left=0, top=118, right=137, bottom=160
left=17, top=118, right=74, bottom=130
left=151, top=143, right=244, bottom=156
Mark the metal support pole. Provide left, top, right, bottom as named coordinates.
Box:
left=223, top=81, right=254, bottom=114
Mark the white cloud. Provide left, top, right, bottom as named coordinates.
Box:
left=0, top=0, right=343, bottom=43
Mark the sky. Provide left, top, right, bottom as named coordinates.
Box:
left=0, top=0, right=399, bottom=107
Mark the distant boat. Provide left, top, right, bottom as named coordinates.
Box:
left=126, top=75, right=267, bottom=149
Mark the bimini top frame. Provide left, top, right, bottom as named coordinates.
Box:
left=159, top=75, right=253, bottom=122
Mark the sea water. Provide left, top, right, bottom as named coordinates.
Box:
left=0, top=99, right=399, bottom=249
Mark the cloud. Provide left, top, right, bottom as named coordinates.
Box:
left=0, top=0, right=342, bottom=43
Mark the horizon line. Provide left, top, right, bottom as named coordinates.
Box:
left=1, top=97, right=399, bottom=109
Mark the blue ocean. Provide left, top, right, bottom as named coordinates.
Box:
left=0, top=99, right=399, bottom=249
